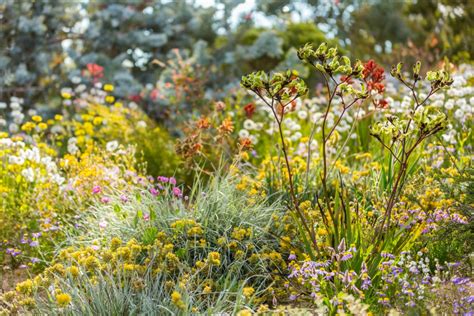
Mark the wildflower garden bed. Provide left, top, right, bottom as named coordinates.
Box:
left=0, top=4, right=473, bottom=314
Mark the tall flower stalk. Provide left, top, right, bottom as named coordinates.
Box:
left=242, top=42, right=454, bottom=256
left=371, top=62, right=453, bottom=237
left=297, top=43, right=368, bottom=233
left=241, top=70, right=319, bottom=253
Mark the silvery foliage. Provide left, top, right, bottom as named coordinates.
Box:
left=0, top=0, right=317, bottom=121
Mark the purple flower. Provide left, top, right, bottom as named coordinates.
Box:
left=101, top=196, right=111, bottom=203
left=337, top=239, right=346, bottom=252
left=362, top=278, right=372, bottom=290
left=421, top=276, right=432, bottom=284
left=450, top=213, right=468, bottom=224
left=120, top=195, right=129, bottom=203
left=150, top=187, right=159, bottom=196
left=381, top=252, right=395, bottom=259
left=341, top=252, right=353, bottom=261
left=99, top=221, right=107, bottom=229
left=49, top=225, right=59, bottom=231
left=409, top=266, right=419, bottom=274
left=32, top=232, right=42, bottom=238
left=157, top=176, right=169, bottom=183
left=29, top=241, right=39, bottom=247
left=288, top=253, right=296, bottom=261
left=391, top=267, right=403, bottom=276
left=378, top=297, right=391, bottom=307
left=448, top=262, right=461, bottom=268
left=6, top=248, right=21, bottom=257
left=31, top=257, right=40, bottom=263
left=405, top=301, right=416, bottom=307
left=289, top=294, right=297, bottom=301
left=324, top=272, right=335, bottom=281
left=92, top=185, right=101, bottom=194
left=452, top=277, right=470, bottom=285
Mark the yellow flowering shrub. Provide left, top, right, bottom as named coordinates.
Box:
left=0, top=82, right=185, bottom=275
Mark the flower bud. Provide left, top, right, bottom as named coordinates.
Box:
left=315, top=42, right=328, bottom=58
left=413, top=61, right=421, bottom=80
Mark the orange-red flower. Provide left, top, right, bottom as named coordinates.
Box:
left=363, top=60, right=385, bottom=93
left=197, top=116, right=211, bottom=129
left=244, top=103, right=256, bottom=118
left=218, top=117, right=234, bottom=135
left=239, top=137, right=253, bottom=150
left=85, top=63, right=104, bottom=81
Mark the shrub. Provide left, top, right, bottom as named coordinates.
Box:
left=1, top=174, right=298, bottom=314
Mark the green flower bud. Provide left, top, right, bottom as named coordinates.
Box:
left=315, top=42, right=328, bottom=58
left=341, top=56, right=351, bottom=67
left=297, top=43, right=315, bottom=62
left=315, top=63, right=326, bottom=73
left=391, top=62, right=403, bottom=78
left=326, top=47, right=338, bottom=59
left=369, top=123, right=382, bottom=137
left=352, top=60, right=364, bottom=77
left=356, top=84, right=369, bottom=98
left=413, top=61, right=421, bottom=80
left=426, top=71, right=438, bottom=82
left=328, top=57, right=340, bottom=71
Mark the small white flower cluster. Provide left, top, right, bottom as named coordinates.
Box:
left=67, top=137, right=79, bottom=155
left=0, top=96, right=25, bottom=133
left=1, top=139, right=65, bottom=185
left=61, top=82, right=109, bottom=109
left=0, top=96, right=64, bottom=137
left=106, top=140, right=119, bottom=152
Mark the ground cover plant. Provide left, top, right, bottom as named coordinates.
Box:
left=1, top=1, right=473, bottom=315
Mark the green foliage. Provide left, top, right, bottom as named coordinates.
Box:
left=3, top=175, right=289, bottom=314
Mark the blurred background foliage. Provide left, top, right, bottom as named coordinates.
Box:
left=0, top=0, right=472, bottom=124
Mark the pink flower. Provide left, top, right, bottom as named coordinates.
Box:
left=143, top=213, right=150, bottom=221
left=157, top=176, right=169, bottom=183
left=150, top=187, right=159, bottom=196
left=92, top=186, right=101, bottom=194
left=169, top=177, right=177, bottom=185
left=101, top=196, right=110, bottom=203
left=150, top=89, right=160, bottom=101
left=172, top=187, right=182, bottom=197
left=99, top=221, right=107, bottom=229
